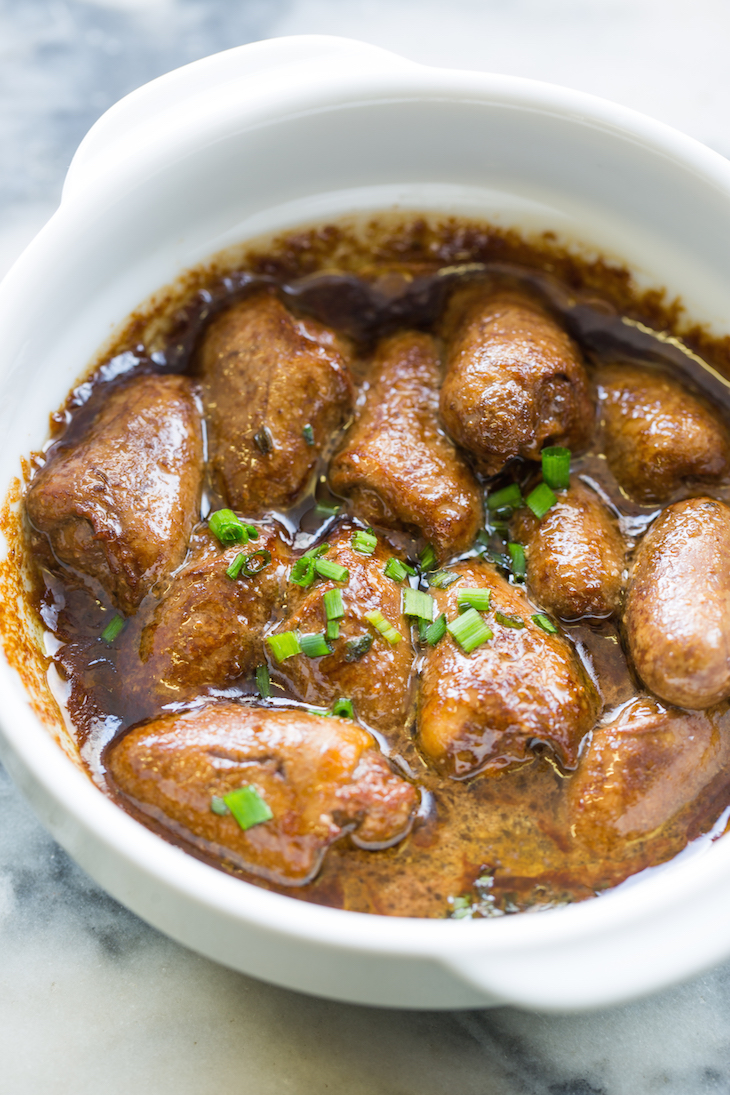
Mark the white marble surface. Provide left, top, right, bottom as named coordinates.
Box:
left=4, top=2, right=730, bottom=1091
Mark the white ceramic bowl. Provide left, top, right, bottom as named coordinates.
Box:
left=3, top=35, right=730, bottom=1012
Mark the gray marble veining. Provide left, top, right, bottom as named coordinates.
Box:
left=3, top=2, right=730, bottom=1091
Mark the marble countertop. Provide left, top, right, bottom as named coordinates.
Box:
left=3, top=2, right=730, bottom=1091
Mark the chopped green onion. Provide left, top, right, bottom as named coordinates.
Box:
left=323, top=588, right=344, bottom=620
left=101, top=614, right=125, bottom=643
left=300, top=632, right=332, bottom=658
left=304, top=542, right=330, bottom=558
left=364, top=608, right=401, bottom=645
left=475, top=528, right=490, bottom=547
left=240, top=549, right=272, bottom=578
left=326, top=619, right=340, bottom=641
left=402, top=588, right=435, bottom=621
left=226, top=552, right=247, bottom=580
left=254, top=426, right=273, bottom=454
left=417, top=617, right=430, bottom=642
left=483, top=549, right=511, bottom=571
left=526, top=482, right=557, bottom=519
left=210, top=795, right=229, bottom=816
left=345, top=634, right=373, bottom=661
left=314, top=502, right=341, bottom=518
left=384, top=558, right=411, bottom=582
left=330, top=697, right=354, bottom=719
left=427, top=570, right=462, bottom=590
left=456, top=588, right=491, bottom=613
left=419, top=544, right=437, bottom=571
left=425, top=613, right=447, bottom=646
left=255, top=663, right=271, bottom=698
left=290, top=556, right=316, bottom=587
left=266, top=630, right=301, bottom=662
left=352, top=529, right=377, bottom=555
left=223, top=785, right=273, bottom=830
left=507, top=542, right=526, bottom=579
left=495, top=610, right=525, bottom=629
left=491, top=506, right=514, bottom=522
left=246, top=525, right=259, bottom=540
left=487, top=483, right=523, bottom=511
left=541, top=445, right=571, bottom=490
left=531, top=613, right=558, bottom=634
left=302, top=423, right=315, bottom=446
left=447, top=608, right=493, bottom=654
left=208, top=509, right=248, bottom=545
left=315, top=558, right=349, bottom=583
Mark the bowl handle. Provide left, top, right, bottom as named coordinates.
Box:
left=62, top=35, right=414, bottom=201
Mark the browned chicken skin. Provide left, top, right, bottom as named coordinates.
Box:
left=273, top=524, right=416, bottom=734
left=200, top=290, right=353, bottom=514
left=329, top=331, right=483, bottom=560
left=439, top=287, right=594, bottom=476
left=123, top=523, right=289, bottom=707
left=512, top=481, right=626, bottom=620
left=568, top=696, right=730, bottom=885
left=26, top=373, right=203, bottom=614
left=624, top=496, right=730, bottom=710
left=106, top=703, right=417, bottom=885
left=596, top=364, right=730, bottom=503
left=419, top=559, right=600, bottom=777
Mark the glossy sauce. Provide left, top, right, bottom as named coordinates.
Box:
left=23, top=221, right=730, bottom=918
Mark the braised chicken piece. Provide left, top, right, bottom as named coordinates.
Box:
left=419, top=559, right=600, bottom=777
left=511, top=480, right=626, bottom=620
left=439, top=286, right=594, bottom=476
left=624, top=496, right=730, bottom=710
left=120, top=523, right=289, bottom=710
left=596, top=364, right=730, bottom=503
left=568, top=696, right=730, bottom=886
left=271, top=524, right=416, bottom=735
left=329, top=331, right=483, bottom=560
left=199, top=290, right=353, bottom=514
left=26, top=373, right=203, bottom=614
left=106, top=703, right=417, bottom=885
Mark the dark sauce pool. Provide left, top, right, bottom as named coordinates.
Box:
left=21, top=219, right=730, bottom=919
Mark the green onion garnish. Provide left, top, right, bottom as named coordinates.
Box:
left=330, top=697, right=354, bottom=719
left=101, top=614, right=125, bottom=644
left=352, top=529, right=377, bottom=555
left=314, top=502, right=341, bottom=518
left=419, top=544, right=437, bottom=571
left=456, top=588, right=491, bottom=613
left=402, top=588, right=435, bottom=621
left=255, top=663, right=271, bottom=698
left=484, top=549, right=511, bottom=571
left=384, top=558, right=414, bottom=582
left=254, top=426, right=273, bottom=454
left=304, top=542, right=330, bottom=558
left=226, top=552, right=247, bottom=580
left=487, top=483, right=523, bottom=511
left=290, top=556, right=316, bottom=587
left=246, top=525, right=259, bottom=540
left=323, top=588, right=344, bottom=620
left=326, top=619, right=340, bottom=641
left=427, top=570, right=462, bottom=590
left=526, top=482, right=557, bottom=519
left=242, top=549, right=271, bottom=578
left=425, top=613, right=447, bottom=646
left=495, top=610, right=525, bottom=629
left=507, top=542, right=526, bottom=579
left=210, top=796, right=229, bottom=816
left=345, top=634, right=373, bottom=661
left=531, top=613, right=558, bottom=634
left=208, top=508, right=248, bottom=545
left=541, top=446, right=571, bottom=490
left=364, top=609, right=401, bottom=645
left=447, top=608, right=493, bottom=654
left=223, top=785, right=273, bottom=830
left=266, top=630, right=301, bottom=662
left=315, top=558, right=349, bottom=582
left=302, top=423, right=315, bottom=446
left=300, top=632, right=332, bottom=658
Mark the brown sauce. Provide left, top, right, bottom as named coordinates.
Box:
left=16, top=217, right=730, bottom=919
